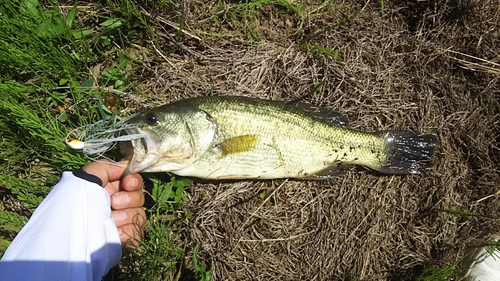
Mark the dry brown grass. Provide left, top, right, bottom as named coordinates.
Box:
left=121, top=0, right=500, bottom=279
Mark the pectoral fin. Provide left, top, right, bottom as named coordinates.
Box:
left=217, top=134, right=259, bottom=157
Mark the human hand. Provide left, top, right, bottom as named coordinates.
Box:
left=82, top=160, right=146, bottom=248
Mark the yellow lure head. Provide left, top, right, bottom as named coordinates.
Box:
left=66, top=138, right=85, bottom=150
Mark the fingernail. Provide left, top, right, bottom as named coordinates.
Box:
left=112, top=210, right=127, bottom=223
left=117, top=227, right=123, bottom=235
left=130, top=177, right=138, bottom=188
left=113, top=192, right=130, bottom=207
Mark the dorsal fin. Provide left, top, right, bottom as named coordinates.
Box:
left=288, top=101, right=349, bottom=127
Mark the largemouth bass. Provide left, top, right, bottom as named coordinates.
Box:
left=121, top=96, right=438, bottom=179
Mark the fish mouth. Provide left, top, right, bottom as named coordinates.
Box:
left=121, top=127, right=161, bottom=174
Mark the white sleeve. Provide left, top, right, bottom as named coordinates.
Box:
left=0, top=171, right=122, bottom=281
left=466, top=249, right=500, bottom=281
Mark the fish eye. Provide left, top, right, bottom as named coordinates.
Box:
left=145, top=112, right=158, bottom=126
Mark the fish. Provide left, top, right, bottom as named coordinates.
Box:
left=120, top=96, right=438, bottom=179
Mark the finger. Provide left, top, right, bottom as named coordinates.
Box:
left=104, top=172, right=141, bottom=197
left=103, top=181, right=121, bottom=198
left=118, top=223, right=144, bottom=247
left=120, top=174, right=143, bottom=192
left=82, top=160, right=128, bottom=187
left=112, top=208, right=147, bottom=228
left=111, top=190, right=145, bottom=210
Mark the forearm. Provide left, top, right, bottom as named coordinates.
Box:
left=0, top=171, right=121, bottom=281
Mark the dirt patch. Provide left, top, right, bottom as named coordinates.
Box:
left=128, top=0, right=499, bottom=280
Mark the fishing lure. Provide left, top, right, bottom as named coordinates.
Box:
left=65, top=106, right=146, bottom=162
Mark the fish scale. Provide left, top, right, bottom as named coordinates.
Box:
left=192, top=98, right=385, bottom=176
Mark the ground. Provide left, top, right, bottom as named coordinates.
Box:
left=120, top=1, right=499, bottom=280
left=1, top=0, right=499, bottom=280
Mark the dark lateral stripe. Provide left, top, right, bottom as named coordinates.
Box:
left=73, top=168, right=103, bottom=187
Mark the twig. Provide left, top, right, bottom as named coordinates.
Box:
left=140, top=9, right=202, bottom=41
left=477, top=189, right=500, bottom=203
left=150, top=40, right=177, bottom=70
left=447, top=50, right=500, bottom=67
left=445, top=49, right=500, bottom=75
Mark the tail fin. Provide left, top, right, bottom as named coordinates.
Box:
left=376, top=131, right=438, bottom=175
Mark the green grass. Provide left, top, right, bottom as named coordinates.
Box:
left=108, top=174, right=215, bottom=280
left=416, top=265, right=457, bottom=281
left=206, top=0, right=308, bottom=41
left=0, top=0, right=93, bottom=252
left=0, top=0, right=119, bottom=234
left=111, top=176, right=196, bottom=281
left=0, top=0, right=211, bottom=279
left=1, top=0, right=84, bottom=82
left=435, top=208, right=494, bottom=219
left=202, top=0, right=348, bottom=58
left=193, top=245, right=213, bottom=281
left=300, top=43, right=339, bottom=58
